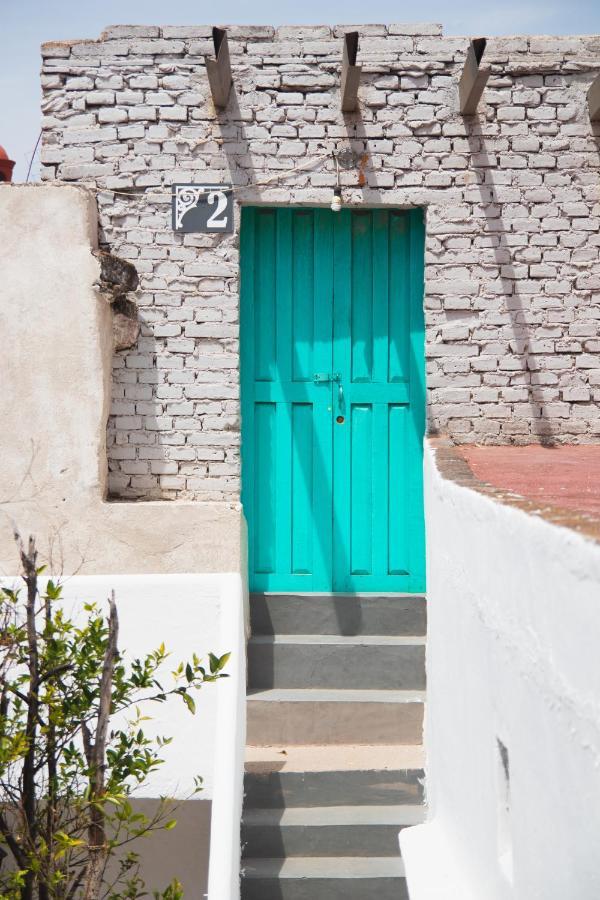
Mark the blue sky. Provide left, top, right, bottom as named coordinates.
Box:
left=2, top=0, right=598, bottom=181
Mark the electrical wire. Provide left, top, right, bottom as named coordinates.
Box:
left=49, top=149, right=332, bottom=201
left=26, top=131, right=42, bottom=183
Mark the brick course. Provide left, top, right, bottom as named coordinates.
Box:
left=40, top=24, right=600, bottom=500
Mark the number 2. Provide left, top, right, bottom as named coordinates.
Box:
left=207, top=191, right=228, bottom=229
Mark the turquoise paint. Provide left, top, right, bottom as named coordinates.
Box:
left=241, top=206, right=426, bottom=593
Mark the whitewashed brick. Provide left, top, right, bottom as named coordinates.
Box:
left=41, top=24, right=600, bottom=496
left=86, top=91, right=115, bottom=106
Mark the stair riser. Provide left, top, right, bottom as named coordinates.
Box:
left=248, top=641, right=425, bottom=690
left=244, top=769, right=425, bottom=809
left=242, top=823, right=416, bottom=858
left=247, top=700, right=424, bottom=746
left=251, top=594, right=426, bottom=637
left=241, top=876, right=409, bottom=900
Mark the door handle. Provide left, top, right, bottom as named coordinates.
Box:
left=313, top=373, right=344, bottom=412
left=333, top=374, right=344, bottom=412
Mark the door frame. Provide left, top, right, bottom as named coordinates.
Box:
left=240, top=204, right=426, bottom=594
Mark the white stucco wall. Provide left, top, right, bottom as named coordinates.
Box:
left=56, top=575, right=229, bottom=797
left=0, top=571, right=245, bottom=798
left=401, top=442, right=600, bottom=899
left=0, top=572, right=246, bottom=899
left=207, top=574, right=247, bottom=900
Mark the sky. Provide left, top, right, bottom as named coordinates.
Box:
left=1, top=0, right=598, bottom=182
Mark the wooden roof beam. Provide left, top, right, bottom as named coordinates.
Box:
left=588, top=74, right=600, bottom=122
left=459, top=38, right=491, bottom=115
left=206, top=27, right=232, bottom=109
left=341, top=32, right=361, bottom=113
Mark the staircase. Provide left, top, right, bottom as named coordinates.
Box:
left=241, top=593, right=427, bottom=900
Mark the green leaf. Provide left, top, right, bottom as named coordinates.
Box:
left=182, top=692, right=196, bottom=714
left=164, top=819, right=177, bottom=831
left=208, top=651, right=231, bottom=674
left=45, top=579, right=63, bottom=600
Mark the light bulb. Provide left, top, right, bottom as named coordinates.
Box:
left=331, top=187, right=342, bottom=213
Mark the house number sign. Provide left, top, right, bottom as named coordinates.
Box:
left=172, top=183, right=234, bottom=234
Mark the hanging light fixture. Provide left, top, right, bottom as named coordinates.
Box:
left=331, top=186, right=342, bottom=213
left=331, top=151, right=342, bottom=212
left=330, top=147, right=361, bottom=213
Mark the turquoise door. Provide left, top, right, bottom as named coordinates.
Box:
left=241, top=207, right=425, bottom=593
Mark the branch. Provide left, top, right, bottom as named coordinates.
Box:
left=0, top=680, right=8, bottom=738
left=82, top=592, right=119, bottom=900
left=43, top=587, right=58, bottom=900
left=0, top=807, right=27, bottom=870
left=82, top=721, right=92, bottom=768
left=39, top=662, right=74, bottom=684
left=94, top=594, right=119, bottom=781
left=65, top=866, right=86, bottom=900
left=4, top=684, right=47, bottom=728
left=15, top=530, right=39, bottom=900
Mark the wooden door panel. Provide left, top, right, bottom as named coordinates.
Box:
left=241, top=208, right=333, bottom=591
left=332, top=209, right=425, bottom=593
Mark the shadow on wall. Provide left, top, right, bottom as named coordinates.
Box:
left=107, top=305, right=163, bottom=499
left=103, top=206, right=239, bottom=502
left=106, top=799, right=211, bottom=900
left=465, top=120, right=557, bottom=447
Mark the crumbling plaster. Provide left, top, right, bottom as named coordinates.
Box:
left=0, top=184, right=242, bottom=575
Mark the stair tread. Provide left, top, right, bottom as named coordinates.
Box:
left=245, top=743, right=424, bottom=772
left=242, top=856, right=406, bottom=878
left=251, top=593, right=425, bottom=599
left=248, top=688, right=426, bottom=703
left=249, top=634, right=425, bottom=646
left=242, top=804, right=425, bottom=826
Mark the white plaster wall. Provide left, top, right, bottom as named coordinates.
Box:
left=0, top=184, right=243, bottom=576
left=401, top=442, right=600, bottom=899
left=207, top=572, right=247, bottom=900
left=0, top=572, right=242, bottom=796
left=59, top=574, right=227, bottom=798
left=0, top=572, right=246, bottom=899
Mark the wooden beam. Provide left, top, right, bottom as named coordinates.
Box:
left=341, top=32, right=361, bottom=113
left=459, top=38, right=491, bottom=115
left=206, top=27, right=232, bottom=109
left=588, top=74, right=600, bottom=122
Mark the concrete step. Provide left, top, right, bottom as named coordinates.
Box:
left=246, top=689, right=425, bottom=746
left=241, top=804, right=424, bottom=858
left=244, top=745, right=425, bottom=808
left=241, top=856, right=408, bottom=900
left=250, top=592, right=426, bottom=637
left=248, top=634, right=426, bottom=690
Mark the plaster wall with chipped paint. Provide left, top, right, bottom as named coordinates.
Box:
left=0, top=184, right=247, bottom=900
left=0, top=184, right=243, bottom=574
left=38, top=25, right=600, bottom=502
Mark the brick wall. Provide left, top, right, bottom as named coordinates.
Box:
left=40, top=24, right=600, bottom=500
